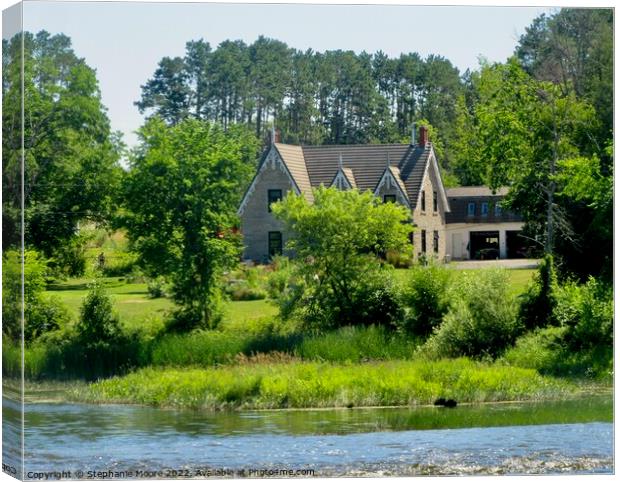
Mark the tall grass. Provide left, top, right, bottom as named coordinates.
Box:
left=294, top=325, right=416, bottom=362
left=72, top=359, right=575, bottom=410
left=5, top=325, right=419, bottom=380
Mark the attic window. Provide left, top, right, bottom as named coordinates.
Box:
left=433, top=191, right=438, bottom=212
left=384, top=194, right=396, bottom=203
left=268, top=189, right=282, bottom=212
left=421, top=191, right=426, bottom=211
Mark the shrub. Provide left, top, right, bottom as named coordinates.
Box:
left=502, top=326, right=567, bottom=373
left=225, top=281, right=267, bottom=301
left=555, top=277, right=613, bottom=350
left=266, top=256, right=294, bottom=299
left=77, top=280, right=122, bottom=343
left=2, top=249, right=69, bottom=342
left=272, top=186, right=411, bottom=331
left=49, top=234, right=89, bottom=277
left=423, top=269, right=521, bottom=359
left=147, top=276, right=168, bottom=298
left=25, top=295, right=71, bottom=342
left=400, top=263, right=451, bottom=338
left=518, top=254, right=557, bottom=330
left=354, top=271, right=404, bottom=328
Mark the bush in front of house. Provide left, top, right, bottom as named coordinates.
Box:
left=271, top=187, right=412, bottom=332
left=554, top=276, right=613, bottom=350
left=399, top=262, right=452, bottom=338
left=423, top=269, right=521, bottom=359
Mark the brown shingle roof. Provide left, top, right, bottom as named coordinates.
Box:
left=274, top=143, right=314, bottom=202
left=299, top=143, right=430, bottom=209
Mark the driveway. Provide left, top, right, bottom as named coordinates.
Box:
left=449, top=259, right=541, bottom=270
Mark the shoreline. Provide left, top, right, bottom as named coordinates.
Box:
left=4, top=363, right=612, bottom=412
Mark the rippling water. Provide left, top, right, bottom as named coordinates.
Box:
left=2, top=395, right=613, bottom=477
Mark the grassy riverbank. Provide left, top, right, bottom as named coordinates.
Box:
left=69, top=358, right=577, bottom=410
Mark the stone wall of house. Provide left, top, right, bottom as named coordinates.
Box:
left=240, top=148, right=295, bottom=262
left=411, top=159, right=447, bottom=261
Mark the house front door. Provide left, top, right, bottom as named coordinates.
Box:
left=452, top=233, right=463, bottom=260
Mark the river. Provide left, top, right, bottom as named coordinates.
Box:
left=2, top=395, right=613, bottom=478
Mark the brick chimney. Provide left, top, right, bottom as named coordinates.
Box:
left=418, top=125, right=429, bottom=147
left=269, top=127, right=282, bottom=145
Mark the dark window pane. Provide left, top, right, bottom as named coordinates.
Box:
left=433, top=191, right=438, bottom=212
left=421, top=230, right=427, bottom=253
left=421, top=191, right=426, bottom=211
left=384, top=194, right=396, bottom=203
left=268, top=189, right=282, bottom=212
left=433, top=230, right=439, bottom=253
left=467, top=202, right=476, bottom=216
left=268, top=231, right=282, bottom=257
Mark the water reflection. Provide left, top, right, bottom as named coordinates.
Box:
left=2, top=395, right=613, bottom=476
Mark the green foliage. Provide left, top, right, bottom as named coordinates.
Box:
left=554, top=277, right=613, bottom=350
left=223, top=265, right=268, bottom=301
left=77, top=280, right=122, bottom=343
left=137, top=38, right=463, bottom=148
left=2, top=249, right=70, bottom=342
left=265, top=256, right=294, bottom=299
left=502, top=326, right=567, bottom=374
left=294, top=325, right=415, bottom=362
left=49, top=233, right=90, bottom=278
left=424, top=270, right=521, bottom=359
left=502, top=325, right=612, bottom=380
left=146, top=276, right=168, bottom=299
left=518, top=254, right=558, bottom=330
left=400, top=263, right=452, bottom=338
left=2, top=31, right=122, bottom=261
left=516, top=9, right=613, bottom=147
left=121, top=117, right=261, bottom=330
left=75, top=359, right=572, bottom=410
left=272, top=186, right=411, bottom=330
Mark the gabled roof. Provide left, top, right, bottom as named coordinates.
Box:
left=240, top=141, right=439, bottom=212
left=274, top=143, right=314, bottom=202
left=374, top=165, right=410, bottom=207
left=341, top=167, right=357, bottom=188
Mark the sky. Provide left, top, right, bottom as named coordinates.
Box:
left=8, top=1, right=555, bottom=148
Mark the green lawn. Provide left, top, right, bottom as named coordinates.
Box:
left=46, top=277, right=277, bottom=333
left=46, top=264, right=534, bottom=334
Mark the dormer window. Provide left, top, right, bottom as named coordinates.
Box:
left=467, top=202, right=476, bottom=216
left=384, top=194, right=396, bottom=203
left=268, top=189, right=282, bottom=212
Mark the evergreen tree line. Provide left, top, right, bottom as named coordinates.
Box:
left=137, top=37, right=463, bottom=155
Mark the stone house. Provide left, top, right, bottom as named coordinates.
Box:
left=238, top=126, right=525, bottom=263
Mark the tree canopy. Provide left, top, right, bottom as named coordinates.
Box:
left=120, top=117, right=260, bottom=329
left=2, top=31, right=122, bottom=268
left=272, top=186, right=411, bottom=330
